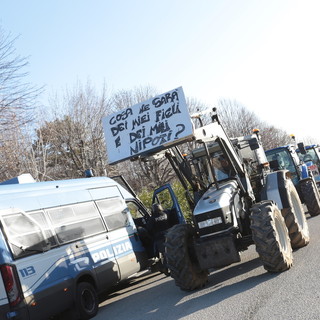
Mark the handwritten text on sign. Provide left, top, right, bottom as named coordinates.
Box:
left=103, top=87, right=193, bottom=164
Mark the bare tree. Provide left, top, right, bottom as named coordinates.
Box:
left=0, top=27, right=42, bottom=132
left=215, top=98, right=291, bottom=150
left=258, top=123, right=291, bottom=150
left=216, top=98, right=262, bottom=137
left=0, top=120, right=38, bottom=182
left=31, top=81, right=113, bottom=180
left=186, top=96, right=209, bottom=115
left=112, top=85, right=158, bottom=111
left=300, top=135, right=320, bottom=146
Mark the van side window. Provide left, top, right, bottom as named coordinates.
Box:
left=29, top=210, right=57, bottom=248
left=126, top=201, right=149, bottom=228
left=47, top=202, right=105, bottom=244
left=96, top=197, right=128, bottom=231
left=2, top=212, right=47, bottom=259
left=127, top=202, right=145, bottom=219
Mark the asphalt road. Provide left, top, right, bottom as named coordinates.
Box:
left=95, top=214, right=320, bottom=320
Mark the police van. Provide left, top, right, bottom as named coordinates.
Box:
left=0, top=174, right=182, bottom=320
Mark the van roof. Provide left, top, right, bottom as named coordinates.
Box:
left=0, top=176, right=114, bottom=194
left=0, top=176, right=134, bottom=212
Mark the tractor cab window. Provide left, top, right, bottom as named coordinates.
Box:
left=301, top=149, right=320, bottom=165
left=266, top=149, right=299, bottom=185
left=192, top=148, right=234, bottom=187
left=213, top=154, right=233, bottom=181
left=266, top=150, right=294, bottom=171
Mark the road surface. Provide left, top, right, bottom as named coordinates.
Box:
left=95, top=214, right=320, bottom=320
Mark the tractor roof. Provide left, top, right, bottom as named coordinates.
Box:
left=265, top=145, right=293, bottom=153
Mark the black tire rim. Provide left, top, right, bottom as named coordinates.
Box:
left=81, top=288, right=96, bottom=314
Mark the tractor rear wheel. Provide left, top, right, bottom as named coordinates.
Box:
left=165, top=224, right=208, bottom=291
left=250, top=201, right=293, bottom=272
left=281, top=179, right=310, bottom=249
left=300, top=179, right=320, bottom=217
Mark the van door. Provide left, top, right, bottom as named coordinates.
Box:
left=126, top=199, right=153, bottom=260
left=95, top=196, right=147, bottom=281
left=152, top=184, right=186, bottom=225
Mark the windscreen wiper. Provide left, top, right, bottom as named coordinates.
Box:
left=10, top=241, right=47, bottom=253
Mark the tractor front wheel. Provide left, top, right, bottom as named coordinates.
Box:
left=165, top=224, right=208, bottom=291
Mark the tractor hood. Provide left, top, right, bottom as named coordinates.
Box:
left=194, top=180, right=239, bottom=217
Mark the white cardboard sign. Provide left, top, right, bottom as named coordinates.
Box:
left=103, top=87, right=194, bottom=164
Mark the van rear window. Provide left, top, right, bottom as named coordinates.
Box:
left=2, top=212, right=49, bottom=258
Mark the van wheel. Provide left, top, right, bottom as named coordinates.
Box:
left=75, top=282, right=99, bottom=320
left=281, top=179, right=310, bottom=249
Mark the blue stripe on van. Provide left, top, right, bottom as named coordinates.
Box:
left=19, top=235, right=143, bottom=294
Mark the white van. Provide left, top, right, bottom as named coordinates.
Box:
left=0, top=175, right=161, bottom=320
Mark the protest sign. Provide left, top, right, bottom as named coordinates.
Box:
left=103, top=87, right=194, bottom=164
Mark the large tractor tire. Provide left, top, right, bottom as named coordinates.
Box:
left=250, top=201, right=293, bottom=272
left=165, top=224, right=208, bottom=291
left=299, top=179, right=320, bottom=217
left=281, top=179, right=310, bottom=249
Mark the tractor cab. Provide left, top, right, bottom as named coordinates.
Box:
left=266, top=144, right=320, bottom=217
left=296, top=144, right=320, bottom=186
left=265, top=145, right=301, bottom=186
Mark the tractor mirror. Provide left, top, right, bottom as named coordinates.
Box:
left=249, top=137, right=259, bottom=150
left=269, top=159, right=280, bottom=171
left=297, top=142, right=306, bottom=155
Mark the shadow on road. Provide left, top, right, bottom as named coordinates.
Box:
left=97, top=257, right=280, bottom=320
left=99, top=271, right=164, bottom=302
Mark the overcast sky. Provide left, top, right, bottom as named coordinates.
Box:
left=1, top=0, right=320, bottom=142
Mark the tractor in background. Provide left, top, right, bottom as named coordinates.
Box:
left=296, top=144, right=320, bottom=187
left=265, top=143, right=320, bottom=217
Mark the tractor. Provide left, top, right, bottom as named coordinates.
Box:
left=103, top=88, right=309, bottom=292
left=296, top=144, right=320, bottom=187
left=265, top=144, right=320, bottom=217
left=161, top=109, right=309, bottom=290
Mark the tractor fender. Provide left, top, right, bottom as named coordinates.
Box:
left=261, top=170, right=291, bottom=210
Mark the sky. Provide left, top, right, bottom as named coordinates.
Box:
left=1, top=0, right=320, bottom=143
